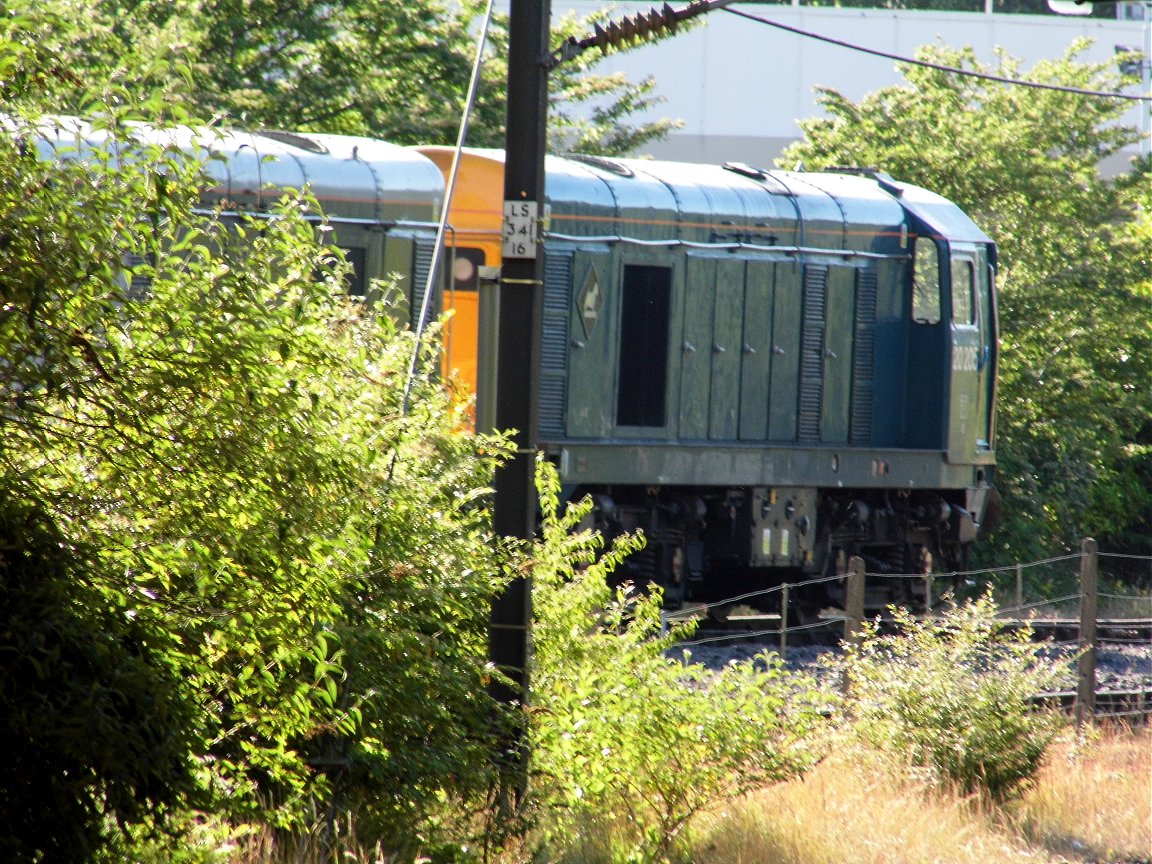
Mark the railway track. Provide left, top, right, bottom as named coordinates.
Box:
left=1031, top=687, right=1152, bottom=720
left=674, top=610, right=1152, bottom=722
left=1023, top=617, right=1152, bottom=643
left=680, top=609, right=1152, bottom=646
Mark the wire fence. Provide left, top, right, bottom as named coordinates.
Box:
left=666, top=538, right=1152, bottom=723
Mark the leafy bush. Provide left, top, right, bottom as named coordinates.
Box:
left=838, top=596, right=1070, bottom=800
left=528, top=460, right=825, bottom=863
left=0, top=68, right=510, bottom=859
left=0, top=501, right=199, bottom=863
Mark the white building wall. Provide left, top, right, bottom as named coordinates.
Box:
left=553, top=2, right=1149, bottom=173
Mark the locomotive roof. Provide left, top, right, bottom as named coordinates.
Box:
left=866, top=177, right=993, bottom=245
left=553, top=154, right=993, bottom=250
left=25, top=117, right=444, bottom=224
left=422, top=147, right=991, bottom=252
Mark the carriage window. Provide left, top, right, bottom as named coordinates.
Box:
left=912, top=237, right=941, bottom=324
left=616, top=265, right=671, bottom=427
left=339, top=246, right=368, bottom=296
left=951, top=258, right=975, bottom=325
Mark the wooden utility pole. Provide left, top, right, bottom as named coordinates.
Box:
left=488, top=0, right=550, bottom=784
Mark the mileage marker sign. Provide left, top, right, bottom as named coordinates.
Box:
left=502, top=200, right=538, bottom=259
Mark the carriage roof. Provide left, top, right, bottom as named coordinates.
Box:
left=28, top=117, right=444, bottom=224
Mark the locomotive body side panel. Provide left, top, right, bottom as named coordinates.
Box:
left=905, top=229, right=947, bottom=454
left=616, top=259, right=676, bottom=434
left=708, top=256, right=745, bottom=441
left=821, top=263, right=858, bottom=444
left=413, top=147, right=505, bottom=393
left=945, top=242, right=998, bottom=464
left=540, top=251, right=574, bottom=439
left=737, top=259, right=776, bottom=442
left=563, top=250, right=614, bottom=439
left=768, top=261, right=804, bottom=442
left=848, top=265, right=879, bottom=446
left=797, top=264, right=830, bottom=444
left=679, top=255, right=717, bottom=440
left=871, top=255, right=911, bottom=448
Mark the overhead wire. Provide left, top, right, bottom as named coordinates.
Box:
left=401, top=0, right=497, bottom=416
left=723, top=5, right=1152, bottom=101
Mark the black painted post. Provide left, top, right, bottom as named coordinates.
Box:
left=488, top=0, right=733, bottom=797
left=488, top=0, right=551, bottom=790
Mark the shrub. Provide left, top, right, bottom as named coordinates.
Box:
left=0, top=501, right=199, bottom=863
left=528, top=459, right=826, bottom=864
left=0, top=85, right=510, bottom=858
left=838, top=595, right=1070, bottom=800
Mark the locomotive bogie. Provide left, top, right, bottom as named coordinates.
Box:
left=573, top=474, right=993, bottom=608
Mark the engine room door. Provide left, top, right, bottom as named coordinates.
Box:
left=738, top=260, right=775, bottom=441
left=820, top=265, right=856, bottom=444
left=709, top=258, right=745, bottom=440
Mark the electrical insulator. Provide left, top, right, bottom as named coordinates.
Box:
left=553, top=0, right=712, bottom=66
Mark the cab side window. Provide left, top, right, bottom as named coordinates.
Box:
left=339, top=246, right=368, bottom=296
left=951, top=258, right=975, bottom=326
left=912, top=236, right=941, bottom=324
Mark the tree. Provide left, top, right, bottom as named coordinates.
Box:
left=0, top=500, right=199, bottom=863
left=2, top=0, right=679, bottom=152
left=780, top=43, right=1152, bottom=564
left=0, top=28, right=513, bottom=857
left=547, top=9, right=684, bottom=155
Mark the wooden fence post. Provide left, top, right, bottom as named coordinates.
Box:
left=779, top=582, right=789, bottom=656
left=844, top=556, right=866, bottom=645
left=1075, top=538, right=1098, bottom=727
left=842, top=557, right=866, bottom=696
left=1015, top=562, right=1024, bottom=613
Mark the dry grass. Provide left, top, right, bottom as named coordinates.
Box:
left=1008, top=724, right=1152, bottom=862
left=151, top=727, right=1152, bottom=864
left=686, top=725, right=1151, bottom=864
